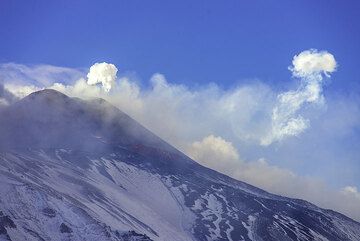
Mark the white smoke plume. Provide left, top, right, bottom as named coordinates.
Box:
left=290, top=49, right=337, bottom=78
left=3, top=50, right=337, bottom=148
left=87, top=62, right=118, bottom=92
left=261, top=49, right=337, bottom=145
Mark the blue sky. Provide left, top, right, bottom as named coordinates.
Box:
left=1, top=1, right=360, bottom=219
left=1, top=0, right=359, bottom=90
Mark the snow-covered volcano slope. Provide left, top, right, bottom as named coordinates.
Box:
left=0, top=89, right=359, bottom=241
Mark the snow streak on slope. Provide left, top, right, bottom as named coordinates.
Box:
left=0, top=150, right=194, bottom=241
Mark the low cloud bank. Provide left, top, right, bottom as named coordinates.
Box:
left=188, top=135, right=360, bottom=221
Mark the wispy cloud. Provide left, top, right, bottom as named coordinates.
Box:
left=0, top=63, right=84, bottom=87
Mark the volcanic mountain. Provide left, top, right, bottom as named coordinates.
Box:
left=0, top=89, right=359, bottom=241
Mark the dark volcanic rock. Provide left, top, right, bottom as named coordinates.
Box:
left=60, top=223, right=72, bottom=233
